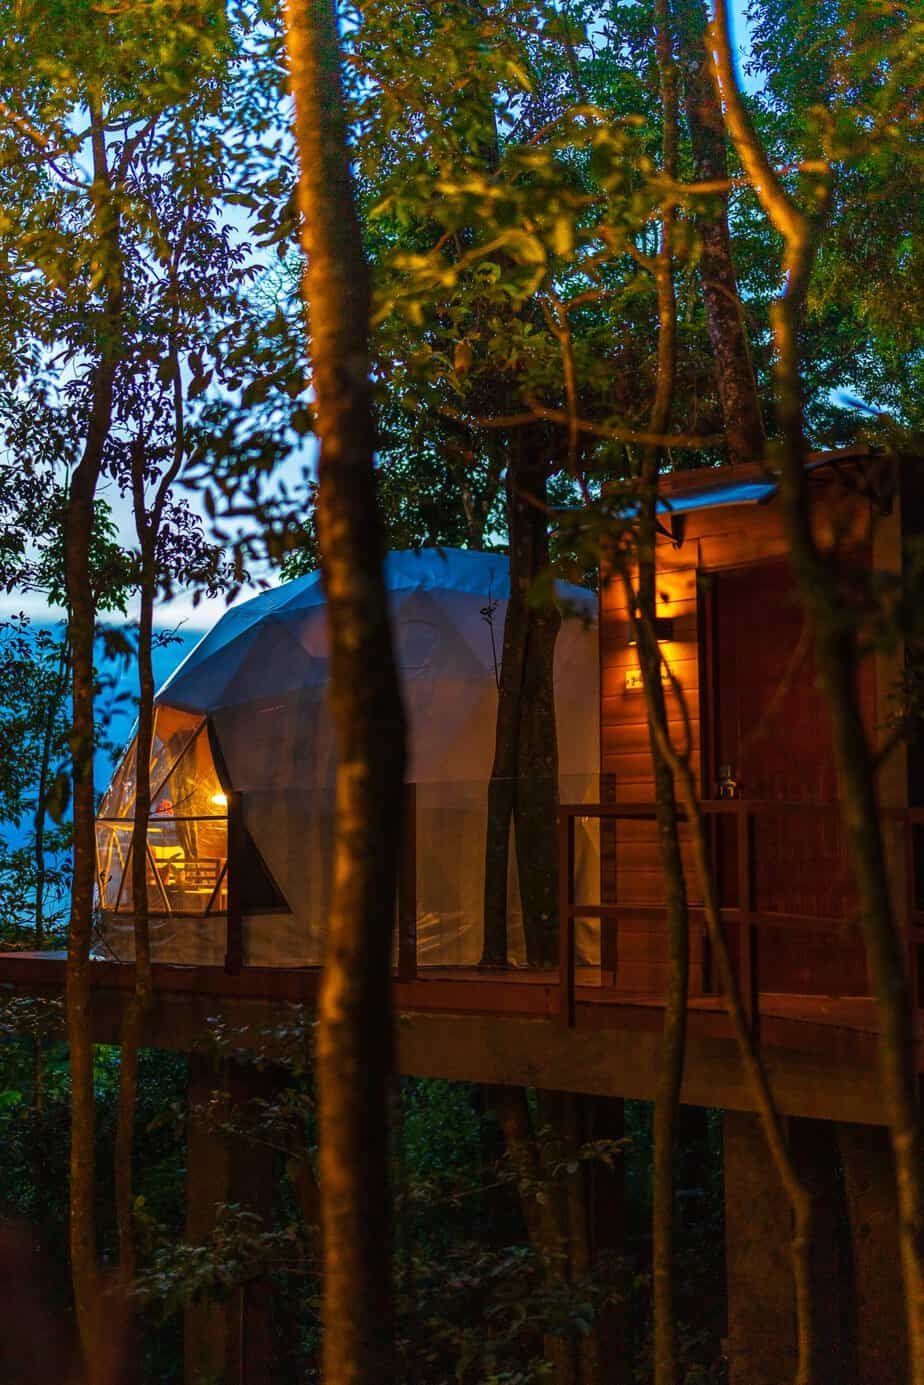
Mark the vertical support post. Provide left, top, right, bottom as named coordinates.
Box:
left=600, top=775, right=618, bottom=985
left=701, top=807, right=715, bottom=996
left=699, top=576, right=720, bottom=996
left=737, top=805, right=757, bottom=1031
left=586, top=1093, right=627, bottom=1375
left=397, top=782, right=417, bottom=981
left=225, top=790, right=244, bottom=976
left=903, top=813, right=920, bottom=1008
left=185, top=1055, right=233, bottom=1384
left=609, top=809, right=619, bottom=990
left=838, top=1120, right=908, bottom=1385
left=789, top=1116, right=854, bottom=1380
left=184, top=1056, right=278, bottom=1385
left=559, top=809, right=575, bottom=1026
left=724, top=1109, right=797, bottom=1385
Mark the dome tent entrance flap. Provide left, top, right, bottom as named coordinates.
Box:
left=95, top=548, right=601, bottom=968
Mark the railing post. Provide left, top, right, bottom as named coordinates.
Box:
left=559, top=809, right=576, bottom=1026
left=902, top=812, right=919, bottom=1009
left=737, top=804, right=757, bottom=1032
left=601, top=774, right=618, bottom=987
left=703, top=805, right=718, bottom=995
left=397, top=783, right=418, bottom=981
left=225, top=790, right=244, bottom=976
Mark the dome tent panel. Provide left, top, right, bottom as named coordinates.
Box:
left=150, top=720, right=228, bottom=820
left=94, top=714, right=232, bottom=961
left=95, top=822, right=133, bottom=911
left=199, top=614, right=329, bottom=711
left=154, top=624, right=270, bottom=715
left=96, top=912, right=228, bottom=967
left=97, top=707, right=203, bottom=829
left=211, top=688, right=335, bottom=794
left=150, top=706, right=204, bottom=797
left=156, top=581, right=314, bottom=706
left=98, top=741, right=137, bottom=821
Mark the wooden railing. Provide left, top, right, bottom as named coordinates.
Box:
left=557, top=799, right=924, bottom=1029
left=220, top=783, right=924, bottom=1030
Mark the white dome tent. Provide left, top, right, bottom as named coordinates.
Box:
left=95, top=548, right=600, bottom=969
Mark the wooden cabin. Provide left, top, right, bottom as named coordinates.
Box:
left=558, top=449, right=921, bottom=1022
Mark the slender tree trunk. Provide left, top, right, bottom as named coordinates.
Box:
left=512, top=452, right=561, bottom=968
left=480, top=456, right=530, bottom=967
left=774, top=262, right=924, bottom=1385
left=534, top=1088, right=582, bottom=1385
left=558, top=1092, right=602, bottom=1385
left=650, top=718, right=816, bottom=1383
left=482, top=433, right=561, bottom=967
left=114, top=539, right=156, bottom=1295
left=34, top=639, right=69, bottom=943
left=531, top=1091, right=603, bottom=1384
left=493, top=1084, right=545, bottom=1244
left=627, top=11, right=691, bottom=1381
left=677, top=0, right=764, bottom=465
left=709, top=4, right=924, bottom=1374
left=64, top=362, right=115, bottom=1379
left=285, top=4, right=407, bottom=1381
left=65, top=104, right=122, bottom=1378
left=495, top=1085, right=606, bottom=1384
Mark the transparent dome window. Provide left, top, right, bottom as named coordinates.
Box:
left=95, top=707, right=228, bottom=917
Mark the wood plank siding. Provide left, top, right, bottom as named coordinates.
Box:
left=598, top=462, right=900, bottom=999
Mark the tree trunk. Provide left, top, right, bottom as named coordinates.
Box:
left=33, top=638, right=69, bottom=943
left=493, top=1084, right=545, bottom=1245
left=630, top=10, right=692, bottom=1380
left=480, top=458, right=530, bottom=967
left=677, top=0, right=764, bottom=466
left=774, top=220, right=924, bottom=1385
left=709, top=4, right=924, bottom=1373
left=115, top=539, right=156, bottom=1303
left=64, top=363, right=115, bottom=1380
left=482, top=433, right=560, bottom=967
left=495, top=1086, right=611, bottom=1384
left=65, top=103, right=122, bottom=1378
left=512, top=451, right=561, bottom=968
left=285, top=4, right=407, bottom=1381
left=534, top=1089, right=603, bottom=1385
left=648, top=710, right=816, bottom=1383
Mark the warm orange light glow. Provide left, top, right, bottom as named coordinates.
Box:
left=210, top=792, right=228, bottom=808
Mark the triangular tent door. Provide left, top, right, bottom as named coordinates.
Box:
left=237, top=827, right=289, bottom=913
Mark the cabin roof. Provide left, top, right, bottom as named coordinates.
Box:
left=657, top=445, right=888, bottom=515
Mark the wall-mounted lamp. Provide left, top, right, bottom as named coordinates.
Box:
left=627, top=616, right=675, bottom=646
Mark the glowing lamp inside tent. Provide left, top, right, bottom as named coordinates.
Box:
left=210, top=792, right=229, bottom=808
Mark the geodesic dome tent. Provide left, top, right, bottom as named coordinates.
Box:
left=95, top=548, right=600, bottom=968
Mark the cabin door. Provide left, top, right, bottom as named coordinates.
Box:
left=711, top=559, right=870, bottom=995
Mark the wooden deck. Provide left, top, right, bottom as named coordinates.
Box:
left=0, top=951, right=917, bottom=1129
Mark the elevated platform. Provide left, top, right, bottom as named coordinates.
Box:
left=0, top=952, right=912, bottom=1126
